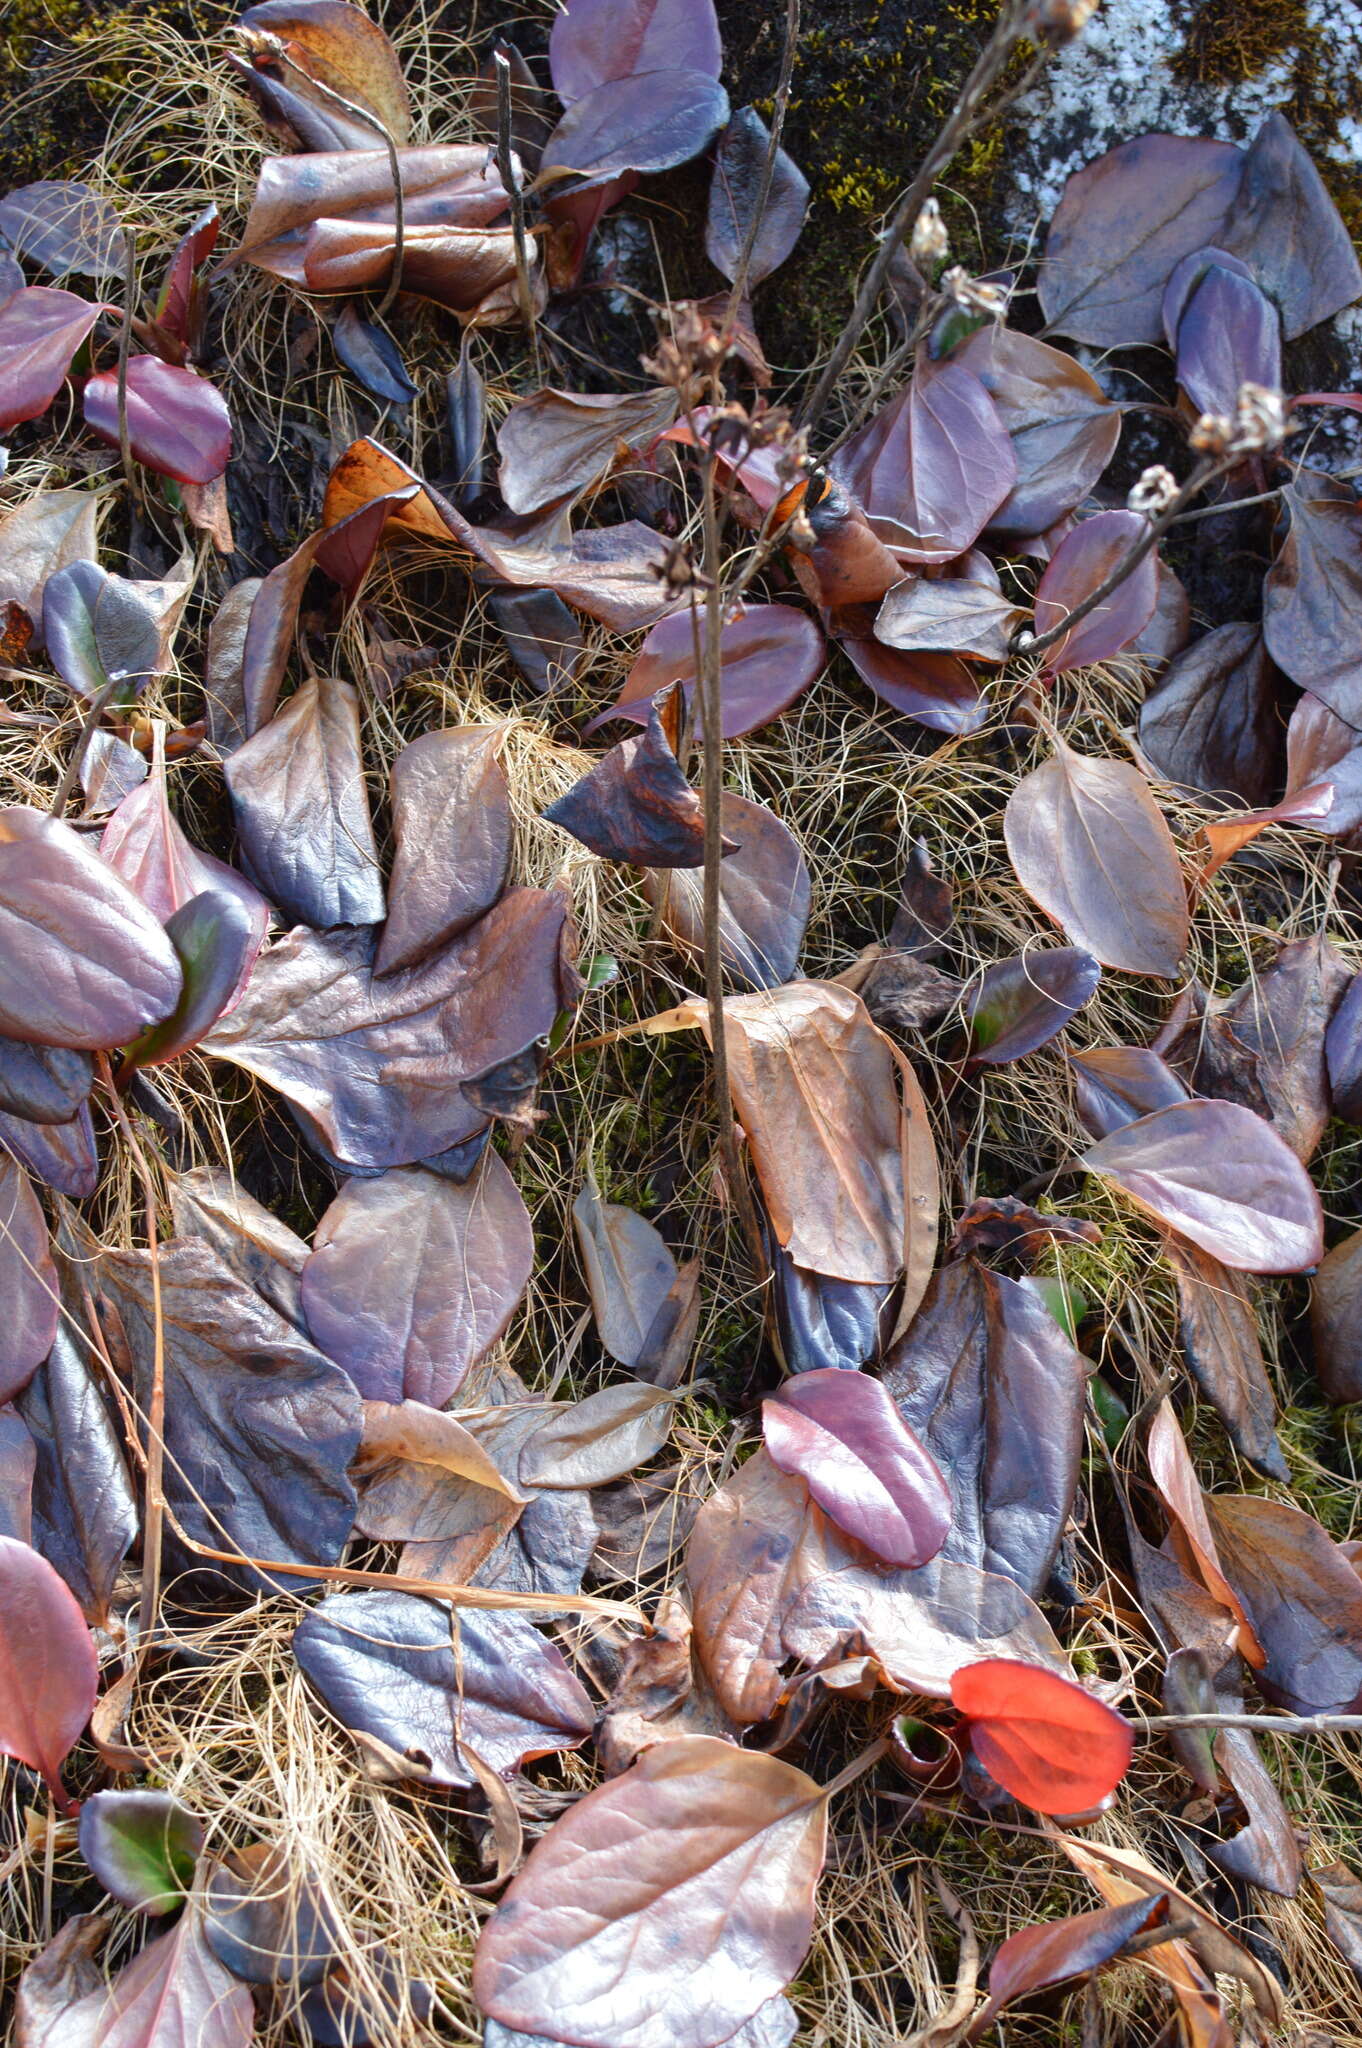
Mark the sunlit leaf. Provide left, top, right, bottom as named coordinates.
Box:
left=519, top=1380, right=683, bottom=1488
left=950, top=1658, right=1133, bottom=1814
left=0, top=286, right=104, bottom=434
left=1082, top=1099, right=1323, bottom=1272
left=294, top=1587, right=594, bottom=1786
left=16, top=1322, right=138, bottom=1624
left=543, top=702, right=723, bottom=868
left=474, top=1735, right=826, bottom=2048
left=0, top=1534, right=98, bottom=1809
left=0, top=181, right=123, bottom=277
left=832, top=358, right=1016, bottom=564
left=967, top=948, right=1100, bottom=1065
left=762, top=1367, right=950, bottom=1568
left=497, top=386, right=678, bottom=517
left=588, top=604, right=825, bottom=742
left=1032, top=511, right=1158, bottom=673
left=300, top=1158, right=534, bottom=1406
left=955, top=324, right=1121, bottom=541
left=1219, top=111, right=1362, bottom=338
left=541, top=71, right=729, bottom=186
left=120, top=889, right=259, bottom=1074
left=377, top=727, right=511, bottom=975
left=0, top=1152, right=59, bottom=1403
left=1203, top=1494, right=1362, bottom=1714
left=1004, top=741, right=1188, bottom=977
left=83, top=357, right=232, bottom=486
left=969, top=1895, right=1163, bottom=2037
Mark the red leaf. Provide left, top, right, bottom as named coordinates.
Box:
left=0, top=286, right=104, bottom=434
left=762, top=1367, right=951, bottom=1568
left=1033, top=511, right=1158, bottom=673
left=950, top=1658, right=1133, bottom=1815
left=84, top=356, right=231, bottom=485
left=587, top=604, right=825, bottom=741
left=0, top=1534, right=99, bottom=1810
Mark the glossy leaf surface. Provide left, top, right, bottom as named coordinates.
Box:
left=967, top=948, right=1100, bottom=1065
left=0, top=287, right=103, bottom=434
left=589, top=605, right=825, bottom=743
left=832, top=359, right=1016, bottom=564
left=78, top=1791, right=203, bottom=1915
left=762, top=1367, right=951, bottom=1568
left=473, top=1735, right=826, bottom=2048
left=83, top=357, right=232, bottom=486
left=0, top=1534, right=98, bottom=1807
left=0, top=1153, right=58, bottom=1403
left=1032, top=511, right=1158, bottom=673
left=549, top=0, right=722, bottom=103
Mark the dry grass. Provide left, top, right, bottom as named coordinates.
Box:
left=2, top=3, right=1362, bottom=2045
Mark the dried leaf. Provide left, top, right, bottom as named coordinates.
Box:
left=497, top=386, right=678, bottom=517
left=1163, top=1233, right=1285, bottom=1479
left=1199, top=782, right=1334, bottom=880
left=1310, top=1227, right=1362, bottom=1404
left=875, top=575, right=1026, bottom=663
left=955, top=324, right=1121, bottom=542
left=1004, top=740, right=1188, bottom=977
left=96, top=1236, right=362, bottom=1593
left=1203, top=1494, right=1362, bottom=1714
left=83, top=1901, right=255, bottom=2048
left=0, top=181, right=123, bottom=277
left=573, top=1179, right=697, bottom=1377
left=13, top=1913, right=110, bottom=2048
left=1285, top=692, right=1362, bottom=836
left=1173, top=264, right=1281, bottom=419
left=1219, top=111, right=1362, bottom=338
left=205, top=887, right=572, bottom=1169
left=1139, top=623, right=1283, bottom=806
left=169, top=1167, right=308, bottom=1331
left=543, top=704, right=724, bottom=868
left=1205, top=1727, right=1302, bottom=1896
left=0, top=489, right=101, bottom=641
left=519, top=1380, right=682, bottom=1488
left=643, top=793, right=809, bottom=994
left=1032, top=511, right=1158, bottom=673
left=473, top=1735, right=826, bottom=2048
left=293, top=1587, right=594, bottom=1786
left=1263, top=481, right=1362, bottom=720
left=0, top=1152, right=58, bottom=1403
left=301, top=1158, right=533, bottom=1406
left=16, top=1322, right=138, bottom=1624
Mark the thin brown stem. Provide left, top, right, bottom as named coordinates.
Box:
left=698, top=452, right=767, bottom=1280
left=1016, top=456, right=1231, bottom=662
left=98, top=1054, right=166, bottom=1647
left=50, top=672, right=125, bottom=817
left=722, top=0, right=800, bottom=334
left=798, top=7, right=1059, bottom=431
left=116, top=226, right=138, bottom=501
left=495, top=48, right=540, bottom=374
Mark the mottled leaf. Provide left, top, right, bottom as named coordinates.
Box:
left=967, top=948, right=1100, bottom=1065
left=78, top=1791, right=203, bottom=1915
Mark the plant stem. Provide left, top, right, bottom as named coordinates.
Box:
left=98, top=1054, right=167, bottom=1648
left=116, top=227, right=138, bottom=502
left=798, top=4, right=1057, bottom=432
left=1016, top=456, right=1231, bottom=662
left=495, top=47, right=541, bottom=374
left=1138, top=1711, right=1362, bottom=1736
left=722, top=0, right=800, bottom=334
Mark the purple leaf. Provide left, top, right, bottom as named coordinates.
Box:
left=968, top=948, right=1101, bottom=1065
left=0, top=286, right=103, bottom=434
left=1033, top=510, right=1158, bottom=673
left=1220, top=111, right=1362, bottom=339
left=832, top=358, right=1016, bottom=563
left=541, top=70, right=729, bottom=186
left=0, top=181, right=123, bottom=278
left=706, top=106, right=808, bottom=286
left=1161, top=245, right=1255, bottom=349
left=762, top=1366, right=952, bottom=1569
left=83, top=355, right=231, bottom=485
left=955, top=325, right=1121, bottom=543
left=549, top=0, right=721, bottom=104
left=588, top=603, right=825, bottom=741
left=0, top=1154, right=58, bottom=1404
left=120, top=889, right=259, bottom=1074
left=1039, top=134, right=1244, bottom=347
left=1174, top=264, right=1281, bottom=419
left=0, top=806, right=182, bottom=1050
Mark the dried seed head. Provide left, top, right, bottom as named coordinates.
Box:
left=1127, top=465, right=1179, bottom=519
left=1022, top=0, right=1101, bottom=44
left=1188, top=411, right=1234, bottom=458
left=910, top=198, right=950, bottom=267
left=941, top=266, right=1010, bottom=319
left=1232, top=381, right=1289, bottom=454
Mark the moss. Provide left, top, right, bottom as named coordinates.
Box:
left=1174, top=0, right=1362, bottom=239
